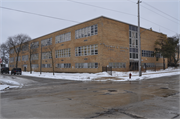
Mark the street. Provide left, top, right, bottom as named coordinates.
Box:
left=1, top=74, right=180, bottom=118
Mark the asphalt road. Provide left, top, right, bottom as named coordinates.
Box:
left=1, top=74, right=180, bottom=119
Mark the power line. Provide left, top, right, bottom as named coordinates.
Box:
left=143, top=1, right=180, bottom=22
left=68, top=0, right=177, bottom=34
left=0, top=6, right=80, bottom=23
left=67, top=0, right=136, bottom=17
left=127, top=0, right=177, bottom=24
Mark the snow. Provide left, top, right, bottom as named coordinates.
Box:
left=22, top=67, right=180, bottom=81
left=0, top=84, right=19, bottom=91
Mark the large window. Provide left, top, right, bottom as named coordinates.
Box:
left=109, top=62, right=126, bottom=68
left=55, top=32, right=71, bottom=44
left=56, top=63, right=71, bottom=68
left=10, top=49, right=14, bottom=54
left=10, top=57, right=14, bottom=63
left=75, top=63, right=98, bottom=68
left=15, top=56, right=21, bottom=62
left=129, top=25, right=138, bottom=59
left=142, top=63, right=155, bottom=68
left=31, top=41, right=39, bottom=49
left=22, top=55, right=28, bottom=61
left=75, top=44, right=98, bottom=56
left=42, top=64, right=52, bottom=68
left=75, top=24, right=98, bottom=39
left=42, top=52, right=52, bottom=60
left=22, top=44, right=29, bottom=51
left=41, top=38, right=52, bottom=47
left=142, top=50, right=154, bottom=57
left=32, top=64, right=39, bottom=68
left=55, top=48, right=71, bottom=58
left=156, top=52, right=163, bottom=58
left=31, top=54, right=39, bottom=61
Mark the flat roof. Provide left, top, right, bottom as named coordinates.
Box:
left=32, top=16, right=166, bottom=41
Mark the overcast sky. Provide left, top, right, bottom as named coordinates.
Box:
left=0, top=0, right=179, bottom=44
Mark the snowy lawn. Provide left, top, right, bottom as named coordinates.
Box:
left=22, top=67, right=180, bottom=81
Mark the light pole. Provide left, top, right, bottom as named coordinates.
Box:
left=137, top=0, right=142, bottom=76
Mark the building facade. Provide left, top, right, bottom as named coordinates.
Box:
left=9, top=16, right=168, bottom=73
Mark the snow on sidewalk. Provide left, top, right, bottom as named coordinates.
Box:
left=22, top=67, right=180, bottom=81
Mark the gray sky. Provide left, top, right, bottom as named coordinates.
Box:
left=0, top=0, right=179, bottom=44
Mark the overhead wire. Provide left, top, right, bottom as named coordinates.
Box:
left=67, top=0, right=177, bottom=34
left=0, top=6, right=80, bottom=23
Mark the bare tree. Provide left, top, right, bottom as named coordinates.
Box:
left=28, top=41, right=38, bottom=74
left=0, top=42, right=9, bottom=65
left=48, top=45, right=55, bottom=75
left=7, top=34, right=31, bottom=68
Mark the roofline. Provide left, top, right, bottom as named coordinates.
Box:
left=32, top=16, right=167, bottom=41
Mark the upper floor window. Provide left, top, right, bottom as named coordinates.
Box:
left=22, top=45, right=29, bottom=52
left=55, top=48, right=71, bottom=58
left=42, top=52, right=52, bottom=60
left=31, top=41, right=39, bottom=49
left=55, top=32, right=71, bottom=44
left=10, top=57, right=14, bottom=63
left=10, top=49, right=14, bottom=54
left=22, top=55, right=28, bottom=61
left=31, top=53, right=39, bottom=61
left=75, top=24, right=98, bottom=39
left=15, top=56, right=21, bottom=62
left=142, top=50, right=154, bottom=57
left=41, top=38, right=52, bottom=47
left=75, top=44, right=98, bottom=56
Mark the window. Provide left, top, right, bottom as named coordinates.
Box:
left=156, top=52, right=163, bottom=58
left=142, top=50, right=154, bottom=57
left=75, top=24, right=98, bottom=39
left=42, top=52, right=52, bottom=60
left=56, top=63, right=71, bottom=68
left=42, top=64, right=52, bottom=68
left=22, top=44, right=29, bottom=51
left=10, top=49, right=14, bottom=54
left=75, top=44, right=98, bottom=57
left=75, top=63, right=98, bottom=68
left=10, top=64, right=14, bottom=67
left=15, top=56, right=21, bottom=62
left=22, top=55, right=28, bottom=61
left=109, top=62, right=126, bottom=68
left=10, top=57, right=14, bottom=63
left=55, top=32, right=71, bottom=44
left=31, top=54, right=39, bottom=61
left=41, top=38, right=52, bottom=47
left=55, top=48, right=71, bottom=58
left=31, top=42, right=39, bottom=49
left=32, top=64, right=39, bottom=68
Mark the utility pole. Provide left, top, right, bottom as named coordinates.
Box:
left=40, top=44, right=42, bottom=74
left=137, top=0, right=142, bottom=76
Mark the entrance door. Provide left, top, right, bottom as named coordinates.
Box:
left=129, top=62, right=138, bottom=71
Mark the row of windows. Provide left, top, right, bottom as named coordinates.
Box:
left=22, top=55, right=28, bottom=61
left=75, top=63, right=98, bottom=68
left=75, top=44, right=98, bottom=56
left=142, top=63, right=155, bottom=68
left=55, top=48, right=71, bottom=58
left=55, top=32, right=71, bottom=44
left=109, top=62, right=126, bottom=68
left=42, top=64, right=52, bottom=68
left=142, top=50, right=154, bottom=57
left=56, top=63, right=71, bottom=68
left=41, top=38, right=52, bottom=47
left=75, top=24, right=98, bottom=39
left=42, top=52, right=52, bottom=60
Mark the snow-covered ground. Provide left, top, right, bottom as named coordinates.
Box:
left=22, top=67, right=180, bottom=81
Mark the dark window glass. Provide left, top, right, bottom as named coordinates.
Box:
left=129, top=31, right=131, bottom=37
left=129, top=38, right=131, bottom=44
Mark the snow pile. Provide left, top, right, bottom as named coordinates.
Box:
left=22, top=67, right=180, bottom=81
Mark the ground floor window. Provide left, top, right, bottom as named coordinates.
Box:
left=75, top=63, right=98, bottom=68
left=42, top=64, right=52, bottom=68
left=109, top=62, right=126, bottom=68
left=32, top=64, right=39, bottom=68
left=10, top=64, right=14, bottom=67
left=56, top=63, right=71, bottom=68
left=142, top=63, right=155, bottom=68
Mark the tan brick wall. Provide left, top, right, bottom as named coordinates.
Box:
left=9, top=16, right=168, bottom=73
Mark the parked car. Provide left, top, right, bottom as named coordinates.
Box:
left=11, top=68, right=22, bottom=75
left=1, top=67, right=9, bottom=74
